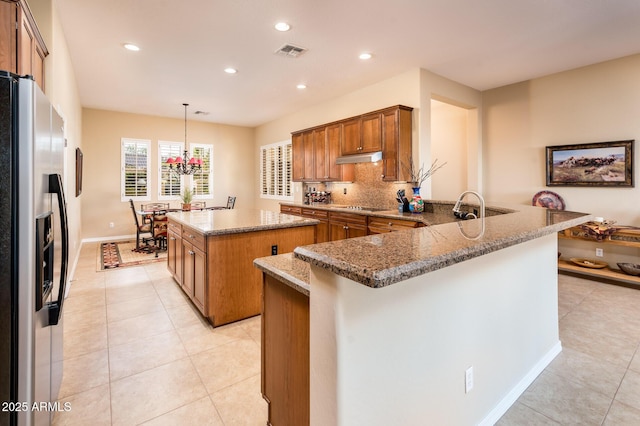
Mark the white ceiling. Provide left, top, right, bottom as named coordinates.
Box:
left=54, top=0, right=640, bottom=127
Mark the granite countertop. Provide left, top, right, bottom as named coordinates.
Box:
left=167, top=208, right=319, bottom=236
left=292, top=203, right=593, bottom=289
left=254, top=253, right=310, bottom=296
left=280, top=200, right=514, bottom=226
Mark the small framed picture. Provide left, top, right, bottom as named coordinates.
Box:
left=546, top=140, right=633, bottom=187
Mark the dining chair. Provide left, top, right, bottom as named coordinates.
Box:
left=226, top=196, right=236, bottom=209
left=191, top=201, right=206, bottom=209
left=129, top=199, right=154, bottom=252
left=141, top=202, right=170, bottom=212
left=151, top=210, right=168, bottom=256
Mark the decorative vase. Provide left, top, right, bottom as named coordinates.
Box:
left=409, top=187, right=424, bottom=213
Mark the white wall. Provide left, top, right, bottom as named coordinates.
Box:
left=255, top=68, right=483, bottom=210
left=483, top=54, right=640, bottom=226
left=431, top=99, right=468, bottom=200
left=30, top=0, right=84, bottom=267
left=309, top=234, right=560, bottom=425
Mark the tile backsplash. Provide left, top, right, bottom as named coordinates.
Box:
left=303, top=162, right=415, bottom=209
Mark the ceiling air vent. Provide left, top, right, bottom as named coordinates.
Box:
left=275, top=44, right=307, bottom=58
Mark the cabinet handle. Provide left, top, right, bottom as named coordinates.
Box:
left=344, top=225, right=349, bottom=230
left=189, top=235, right=196, bottom=239
left=324, top=176, right=329, bottom=179
left=188, top=250, right=195, bottom=255
left=381, top=174, right=385, bottom=178
left=388, top=222, right=393, bottom=227
left=170, top=237, right=176, bottom=241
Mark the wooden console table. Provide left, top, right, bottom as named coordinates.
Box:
left=558, top=225, right=640, bottom=286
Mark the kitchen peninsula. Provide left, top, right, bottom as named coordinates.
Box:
left=166, top=209, right=317, bottom=326
left=254, top=202, right=593, bottom=426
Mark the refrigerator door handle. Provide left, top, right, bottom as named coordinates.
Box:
left=47, top=173, right=69, bottom=326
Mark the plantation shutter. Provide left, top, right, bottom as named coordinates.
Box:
left=260, top=141, right=292, bottom=199
left=192, top=144, right=213, bottom=197
left=158, top=141, right=183, bottom=199
left=121, top=138, right=151, bottom=201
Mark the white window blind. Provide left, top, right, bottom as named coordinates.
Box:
left=121, top=138, right=151, bottom=201
left=260, top=140, right=292, bottom=200
left=191, top=143, right=213, bottom=198
left=158, top=141, right=184, bottom=199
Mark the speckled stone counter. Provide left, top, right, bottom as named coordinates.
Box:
left=280, top=200, right=514, bottom=226
left=291, top=202, right=593, bottom=288
left=166, top=208, right=319, bottom=235
left=254, top=253, right=310, bottom=296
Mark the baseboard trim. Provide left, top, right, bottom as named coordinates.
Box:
left=82, top=234, right=135, bottom=244
left=479, top=341, right=562, bottom=426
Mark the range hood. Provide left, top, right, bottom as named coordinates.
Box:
left=335, top=151, right=382, bottom=165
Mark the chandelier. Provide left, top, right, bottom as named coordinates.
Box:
left=166, top=103, right=202, bottom=175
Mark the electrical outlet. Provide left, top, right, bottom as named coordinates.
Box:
left=343, top=187, right=347, bottom=195
left=271, top=245, right=278, bottom=256
left=465, top=366, right=474, bottom=393
left=595, top=248, right=603, bottom=257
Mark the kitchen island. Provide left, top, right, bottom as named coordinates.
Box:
left=166, top=209, right=317, bottom=326
left=254, top=202, right=592, bottom=426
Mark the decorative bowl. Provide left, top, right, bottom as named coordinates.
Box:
left=617, top=263, right=640, bottom=276
left=570, top=258, right=608, bottom=269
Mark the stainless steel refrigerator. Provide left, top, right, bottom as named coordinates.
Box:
left=0, top=72, right=69, bottom=426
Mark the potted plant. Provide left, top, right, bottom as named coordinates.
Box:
left=181, top=186, right=193, bottom=211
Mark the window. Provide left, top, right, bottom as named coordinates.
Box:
left=190, top=143, right=213, bottom=198
left=158, top=141, right=184, bottom=199
left=121, top=138, right=151, bottom=201
left=260, top=140, right=292, bottom=200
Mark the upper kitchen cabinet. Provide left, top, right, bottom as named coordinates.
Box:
left=292, top=131, right=315, bottom=182
left=341, top=113, right=382, bottom=155
left=292, top=104, right=411, bottom=183
left=381, top=105, right=413, bottom=182
left=0, top=0, right=48, bottom=91
left=293, top=124, right=354, bottom=183
left=313, top=124, right=354, bottom=182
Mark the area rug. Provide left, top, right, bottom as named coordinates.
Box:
left=97, top=240, right=167, bottom=270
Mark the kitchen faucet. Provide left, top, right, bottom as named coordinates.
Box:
left=453, top=190, right=485, bottom=220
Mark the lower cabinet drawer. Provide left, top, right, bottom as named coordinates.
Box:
left=182, top=227, right=206, bottom=251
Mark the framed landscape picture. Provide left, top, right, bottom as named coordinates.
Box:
left=546, top=140, right=634, bottom=187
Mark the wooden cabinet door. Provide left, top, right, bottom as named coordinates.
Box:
left=341, top=119, right=361, bottom=155
left=345, top=223, right=367, bottom=239
left=0, top=2, right=17, bottom=73
left=167, top=229, right=180, bottom=279
left=302, top=131, right=314, bottom=181
left=292, top=131, right=314, bottom=182
left=313, top=127, right=327, bottom=180
left=292, top=133, right=305, bottom=181
left=16, top=5, right=45, bottom=91
left=192, top=245, right=207, bottom=315
left=382, top=106, right=413, bottom=182
left=181, top=240, right=195, bottom=297
left=262, top=275, right=310, bottom=426
left=326, top=124, right=354, bottom=181
left=360, top=112, right=382, bottom=153
left=329, top=212, right=367, bottom=241
left=329, top=221, right=348, bottom=241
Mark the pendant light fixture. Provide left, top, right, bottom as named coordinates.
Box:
left=166, top=103, right=202, bottom=175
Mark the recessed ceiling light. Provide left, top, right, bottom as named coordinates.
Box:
left=274, top=22, right=291, bottom=32
left=296, top=84, right=307, bottom=89
left=359, top=52, right=372, bottom=60
left=224, top=67, right=238, bottom=74
left=123, top=43, right=140, bottom=51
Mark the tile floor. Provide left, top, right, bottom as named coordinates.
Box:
left=52, top=242, right=266, bottom=425
left=53, top=243, right=640, bottom=425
